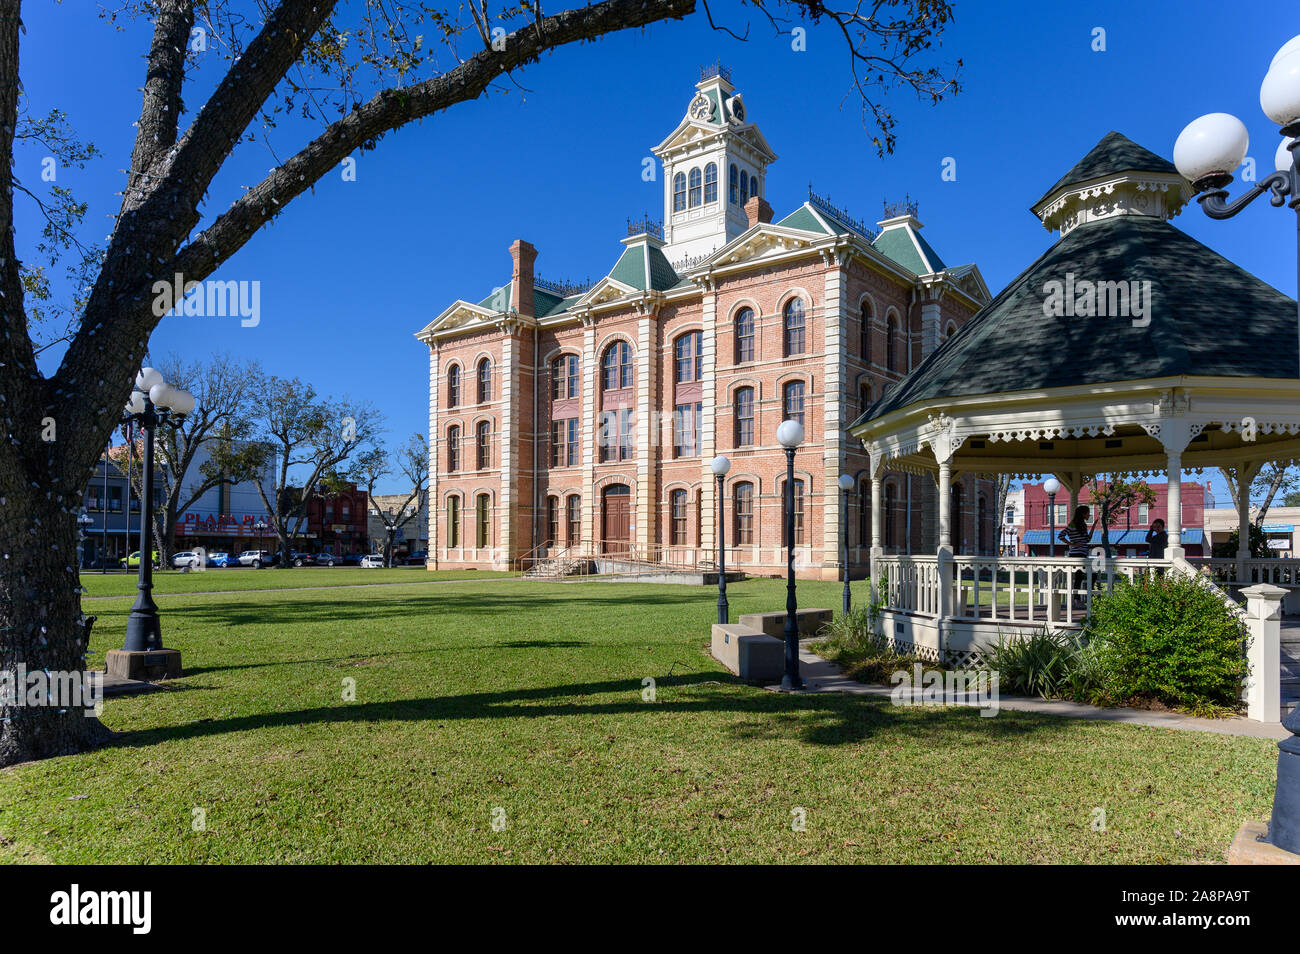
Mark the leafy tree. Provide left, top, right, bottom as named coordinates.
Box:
left=353, top=434, right=429, bottom=567
left=108, top=354, right=265, bottom=565
left=1084, top=476, right=1156, bottom=560
left=245, top=375, right=380, bottom=568
left=0, top=0, right=962, bottom=766
left=1211, top=523, right=1271, bottom=559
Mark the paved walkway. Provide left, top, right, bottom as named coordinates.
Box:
left=768, top=645, right=1290, bottom=740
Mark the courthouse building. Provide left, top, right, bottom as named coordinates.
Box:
left=416, top=67, right=994, bottom=578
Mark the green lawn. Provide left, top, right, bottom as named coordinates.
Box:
left=0, top=576, right=1277, bottom=864
left=82, top=566, right=513, bottom=598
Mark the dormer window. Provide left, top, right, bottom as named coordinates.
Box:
left=673, top=172, right=686, bottom=213
left=688, top=167, right=702, bottom=208
left=704, top=163, right=718, bottom=204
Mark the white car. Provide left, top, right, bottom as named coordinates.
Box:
left=172, top=550, right=206, bottom=569
left=359, top=555, right=385, bottom=568
left=238, top=550, right=271, bottom=568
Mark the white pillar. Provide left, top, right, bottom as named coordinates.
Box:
left=937, top=459, right=953, bottom=630
left=1166, top=451, right=1183, bottom=558
left=1243, top=583, right=1285, bottom=723
left=1236, top=462, right=1258, bottom=583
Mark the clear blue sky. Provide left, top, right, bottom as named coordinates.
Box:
left=16, top=1, right=1299, bottom=497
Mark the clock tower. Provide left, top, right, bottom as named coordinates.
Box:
left=651, top=66, right=778, bottom=267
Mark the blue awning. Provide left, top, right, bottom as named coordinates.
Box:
left=1021, top=529, right=1203, bottom=546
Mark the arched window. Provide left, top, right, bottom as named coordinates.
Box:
left=886, top=316, right=898, bottom=372
left=751, top=176, right=760, bottom=199
left=546, top=496, right=559, bottom=548
left=739, top=170, right=749, bottom=206
left=673, top=172, right=686, bottom=212
left=477, top=358, right=492, bottom=403
left=475, top=420, right=491, bottom=470
left=551, top=354, right=578, bottom=400
left=729, top=164, right=739, bottom=205
left=783, top=298, right=806, bottom=356
left=860, top=300, right=873, bottom=363
left=447, top=364, right=461, bottom=408
left=601, top=341, right=633, bottom=391
left=688, top=167, right=702, bottom=208
left=783, top=380, right=805, bottom=427
left=884, top=482, right=897, bottom=548
left=734, top=387, right=754, bottom=447
left=446, top=495, right=461, bottom=548
left=566, top=495, right=581, bottom=545
left=675, top=331, right=702, bottom=383
left=781, top=478, right=805, bottom=546
left=446, top=425, right=460, bottom=472
left=475, top=494, right=490, bottom=549
left=734, top=307, right=754, bottom=363
left=860, top=382, right=871, bottom=415
left=703, top=163, right=718, bottom=204
left=670, top=489, right=689, bottom=546
left=734, top=482, right=754, bottom=545
left=944, top=321, right=957, bottom=343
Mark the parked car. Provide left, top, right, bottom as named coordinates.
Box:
left=172, top=550, right=206, bottom=569
left=314, top=552, right=338, bottom=568
left=119, top=550, right=159, bottom=569
left=403, top=551, right=428, bottom=566
left=359, top=554, right=386, bottom=568
left=208, top=552, right=236, bottom=568
left=237, top=550, right=272, bottom=568
left=286, top=550, right=315, bottom=567
left=341, top=553, right=366, bottom=566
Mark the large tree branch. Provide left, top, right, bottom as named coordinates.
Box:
left=168, top=0, right=695, bottom=284
left=122, top=0, right=195, bottom=206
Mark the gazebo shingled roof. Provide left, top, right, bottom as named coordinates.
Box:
left=854, top=214, right=1299, bottom=425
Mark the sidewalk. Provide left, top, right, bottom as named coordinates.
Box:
left=765, top=646, right=1290, bottom=741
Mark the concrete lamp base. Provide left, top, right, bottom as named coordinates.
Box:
left=1228, top=821, right=1300, bottom=865
left=105, top=648, right=183, bottom=682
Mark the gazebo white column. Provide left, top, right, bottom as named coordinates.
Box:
left=1235, top=461, right=1260, bottom=580
left=869, top=450, right=883, bottom=604
left=1160, top=422, right=1192, bottom=560
left=936, top=457, right=953, bottom=624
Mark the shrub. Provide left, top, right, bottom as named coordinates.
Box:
left=986, top=627, right=1104, bottom=701
left=814, top=596, right=939, bottom=685
left=1085, top=573, right=1248, bottom=713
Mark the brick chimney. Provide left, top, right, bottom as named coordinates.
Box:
left=508, top=239, right=537, bottom=319
left=744, top=195, right=773, bottom=228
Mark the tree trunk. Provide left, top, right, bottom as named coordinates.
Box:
left=0, top=494, right=111, bottom=767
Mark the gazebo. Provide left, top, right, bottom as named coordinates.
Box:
left=848, top=131, right=1300, bottom=711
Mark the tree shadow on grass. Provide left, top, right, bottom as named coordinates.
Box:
left=103, top=672, right=1077, bottom=753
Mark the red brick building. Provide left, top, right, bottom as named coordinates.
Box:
left=305, top=482, right=369, bottom=558
left=416, top=68, right=994, bottom=578
left=1019, top=480, right=1207, bottom=557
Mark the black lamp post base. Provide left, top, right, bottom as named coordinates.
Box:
left=105, top=647, right=183, bottom=682
left=779, top=672, right=804, bottom=691
left=122, top=612, right=163, bottom=654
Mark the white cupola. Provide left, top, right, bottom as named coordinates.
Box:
left=651, top=65, right=778, bottom=268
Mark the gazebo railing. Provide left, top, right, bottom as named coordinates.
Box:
left=1186, top=556, right=1300, bottom=589
left=873, top=554, right=1173, bottom=626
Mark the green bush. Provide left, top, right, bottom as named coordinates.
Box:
left=815, top=602, right=939, bottom=685
left=986, top=628, right=1105, bottom=701
left=1085, top=574, right=1248, bottom=713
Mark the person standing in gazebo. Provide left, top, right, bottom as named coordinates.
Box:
left=1145, top=518, right=1168, bottom=559
left=1059, top=506, right=1095, bottom=608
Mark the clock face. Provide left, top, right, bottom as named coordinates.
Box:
left=688, top=94, right=713, bottom=121
left=729, top=97, right=745, bottom=122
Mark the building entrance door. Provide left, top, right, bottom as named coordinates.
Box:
left=602, top=484, right=631, bottom=554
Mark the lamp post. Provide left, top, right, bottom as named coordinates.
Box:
left=1175, top=40, right=1300, bottom=855
left=1044, top=477, right=1061, bottom=559
left=777, top=419, right=804, bottom=691
left=838, top=473, right=855, bottom=616
left=118, top=367, right=194, bottom=657
left=710, top=455, right=731, bottom=624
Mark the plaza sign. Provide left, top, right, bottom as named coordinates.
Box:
left=177, top=512, right=271, bottom=534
